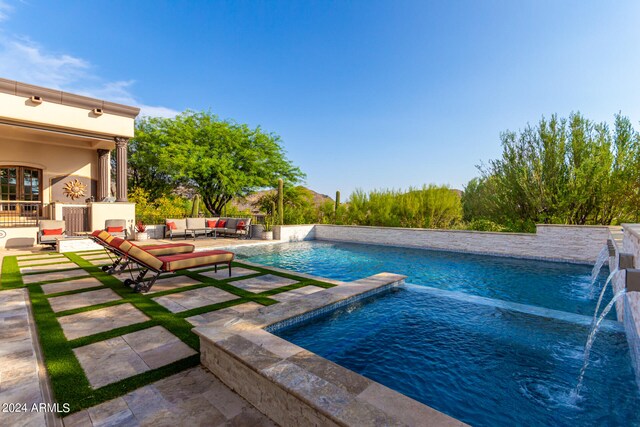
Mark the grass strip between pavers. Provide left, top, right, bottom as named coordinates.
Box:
left=2, top=250, right=337, bottom=415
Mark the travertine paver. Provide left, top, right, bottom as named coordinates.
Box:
left=17, top=256, right=67, bottom=267
left=48, top=288, right=121, bottom=313
left=86, top=258, right=112, bottom=266
left=58, top=303, right=150, bottom=340
left=198, top=266, right=258, bottom=280
left=73, top=326, right=196, bottom=388
left=20, top=263, right=78, bottom=274
left=62, top=366, right=275, bottom=427
left=22, top=268, right=88, bottom=284
left=153, top=287, right=238, bottom=313
left=0, top=289, right=46, bottom=427
left=40, top=276, right=103, bottom=295
left=230, top=274, right=298, bottom=293
left=270, top=285, right=325, bottom=302
left=186, top=302, right=263, bottom=327
left=79, top=253, right=111, bottom=260
left=145, top=275, right=201, bottom=294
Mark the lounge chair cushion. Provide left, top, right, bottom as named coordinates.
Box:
left=127, top=246, right=164, bottom=270
left=158, top=250, right=234, bottom=271
left=138, top=242, right=194, bottom=256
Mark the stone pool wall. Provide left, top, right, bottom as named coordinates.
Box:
left=275, top=224, right=610, bottom=264
left=614, top=224, right=640, bottom=386
left=195, top=273, right=466, bottom=427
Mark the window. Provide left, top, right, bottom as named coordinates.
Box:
left=0, top=166, right=42, bottom=215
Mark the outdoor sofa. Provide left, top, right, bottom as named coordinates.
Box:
left=165, top=217, right=252, bottom=239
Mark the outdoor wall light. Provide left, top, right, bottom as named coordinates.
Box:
left=29, top=95, right=43, bottom=104
left=92, top=108, right=104, bottom=116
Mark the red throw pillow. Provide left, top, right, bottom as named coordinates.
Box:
left=42, top=228, right=62, bottom=236
left=216, top=220, right=226, bottom=228
left=206, top=220, right=217, bottom=228
left=107, top=226, right=124, bottom=233
left=236, top=221, right=245, bottom=230
left=166, top=221, right=177, bottom=230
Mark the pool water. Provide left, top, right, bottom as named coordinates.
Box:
left=236, top=241, right=614, bottom=318
left=273, top=286, right=640, bottom=426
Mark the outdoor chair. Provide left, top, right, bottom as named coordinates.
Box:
left=37, top=220, right=66, bottom=247
left=90, top=230, right=195, bottom=274
left=105, top=219, right=128, bottom=239
left=124, top=245, right=234, bottom=293
left=209, top=217, right=252, bottom=238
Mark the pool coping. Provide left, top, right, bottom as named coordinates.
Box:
left=193, top=272, right=467, bottom=427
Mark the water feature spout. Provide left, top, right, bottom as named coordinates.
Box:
left=626, top=269, right=640, bottom=292
left=576, top=288, right=628, bottom=395
left=592, top=268, right=619, bottom=326
left=589, top=245, right=610, bottom=296
left=619, top=253, right=635, bottom=270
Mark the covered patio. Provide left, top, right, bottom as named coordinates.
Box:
left=0, top=78, right=140, bottom=248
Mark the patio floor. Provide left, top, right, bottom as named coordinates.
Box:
left=0, top=241, right=334, bottom=426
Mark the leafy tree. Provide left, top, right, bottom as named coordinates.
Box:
left=464, top=113, right=640, bottom=231
left=128, top=117, right=182, bottom=200
left=132, top=111, right=304, bottom=214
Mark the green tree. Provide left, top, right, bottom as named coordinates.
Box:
left=128, top=117, right=182, bottom=200
left=135, top=111, right=304, bottom=214
left=465, top=113, right=640, bottom=231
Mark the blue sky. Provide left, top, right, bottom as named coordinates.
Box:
left=1, top=1, right=639, bottom=198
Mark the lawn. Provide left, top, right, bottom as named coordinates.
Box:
left=1, top=249, right=335, bottom=413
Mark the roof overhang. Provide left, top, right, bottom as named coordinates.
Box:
left=0, top=78, right=140, bottom=143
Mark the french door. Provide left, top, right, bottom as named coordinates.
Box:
left=0, top=166, right=42, bottom=217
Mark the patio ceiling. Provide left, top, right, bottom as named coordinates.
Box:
left=0, top=120, right=116, bottom=150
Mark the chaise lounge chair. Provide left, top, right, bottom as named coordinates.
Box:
left=90, top=230, right=195, bottom=274
left=124, top=245, right=234, bottom=293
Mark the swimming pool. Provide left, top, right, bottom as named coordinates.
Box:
left=235, top=240, right=614, bottom=318
left=272, top=285, right=640, bottom=426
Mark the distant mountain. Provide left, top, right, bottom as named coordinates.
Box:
left=230, top=187, right=333, bottom=214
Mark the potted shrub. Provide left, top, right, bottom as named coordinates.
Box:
left=135, top=221, right=149, bottom=241
left=262, top=216, right=274, bottom=240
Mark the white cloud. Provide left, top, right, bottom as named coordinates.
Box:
left=0, top=1, right=12, bottom=22
left=0, top=35, right=179, bottom=118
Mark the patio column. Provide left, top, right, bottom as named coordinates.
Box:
left=115, top=137, right=128, bottom=202
left=96, top=149, right=110, bottom=201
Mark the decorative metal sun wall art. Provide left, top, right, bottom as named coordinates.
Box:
left=62, top=179, right=87, bottom=200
